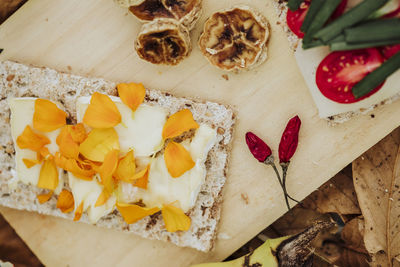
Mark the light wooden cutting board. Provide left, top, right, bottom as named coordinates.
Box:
left=1, top=0, right=400, bottom=266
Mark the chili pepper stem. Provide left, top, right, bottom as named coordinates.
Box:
left=280, top=162, right=301, bottom=205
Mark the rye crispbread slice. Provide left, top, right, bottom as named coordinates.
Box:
left=0, top=60, right=235, bottom=252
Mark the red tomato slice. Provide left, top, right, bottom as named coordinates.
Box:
left=381, top=44, right=400, bottom=59
left=286, top=0, right=347, bottom=39
left=316, top=48, right=385, bottom=104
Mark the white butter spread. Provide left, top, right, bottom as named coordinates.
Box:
left=76, top=96, right=167, bottom=157
left=8, top=97, right=64, bottom=194
left=68, top=173, right=116, bottom=223
left=120, top=124, right=217, bottom=212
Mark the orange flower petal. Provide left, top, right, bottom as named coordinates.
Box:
left=33, top=99, right=67, bottom=132
left=39, top=147, right=52, bottom=160
left=16, top=125, right=50, bottom=151
left=95, top=189, right=110, bottom=207
left=74, top=202, right=84, bottom=221
left=57, top=189, right=75, bottom=213
left=37, top=158, right=59, bottom=191
left=37, top=191, right=53, bottom=204
left=54, top=152, right=94, bottom=180
left=82, top=92, right=121, bottom=128
left=79, top=128, right=120, bottom=162
left=23, top=158, right=41, bottom=169
left=117, top=82, right=146, bottom=112
left=99, top=149, right=119, bottom=193
left=133, top=165, right=150, bottom=189
left=116, top=203, right=159, bottom=224
left=164, top=141, right=194, bottom=178
left=114, top=150, right=136, bottom=182
left=161, top=203, right=191, bottom=232
left=58, top=131, right=79, bottom=159
left=69, top=123, right=87, bottom=144
left=162, top=109, right=199, bottom=140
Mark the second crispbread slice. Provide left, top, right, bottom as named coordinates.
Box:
left=0, top=60, right=235, bottom=252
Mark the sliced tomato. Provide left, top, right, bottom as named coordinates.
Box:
left=286, top=0, right=347, bottom=39
left=316, top=48, right=385, bottom=104
left=381, top=44, right=400, bottom=59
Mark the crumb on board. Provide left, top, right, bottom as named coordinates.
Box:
left=221, top=74, right=229, bottom=81
left=370, top=114, right=375, bottom=118
left=67, top=65, right=72, bottom=71
left=241, top=193, right=249, bottom=205
left=45, top=18, right=48, bottom=22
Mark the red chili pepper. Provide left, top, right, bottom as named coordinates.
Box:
left=278, top=116, right=301, bottom=164
left=245, top=132, right=272, bottom=162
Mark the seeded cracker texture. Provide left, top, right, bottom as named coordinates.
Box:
left=0, top=60, right=235, bottom=252
left=272, top=0, right=400, bottom=124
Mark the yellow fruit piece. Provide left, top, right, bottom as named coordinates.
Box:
left=33, top=99, right=67, bottom=132
left=116, top=202, right=159, bottom=224
left=114, top=150, right=136, bottom=182
left=16, top=125, right=50, bottom=151
left=37, top=158, right=59, bottom=191
left=74, top=202, right=84, bottom=221
left=79, top=128, right=120, bottom=162
left=162, top=109, right=199, bottom=140
left=37, top=191, right=53, bottom=204
left=99, top=149, right=119, bottom=193
left=117, top=82, right=146, bottom=112
left=57, top=189, right=75, bottom=213
left=82, top=92, right=121, bottom=128
left=164, top=141, right=195, bottom=178
left=161, top=203, right=191, bottom=232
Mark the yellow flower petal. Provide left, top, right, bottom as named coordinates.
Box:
left=37, top=191, right=53, bottom=204
left=114, top=150, right=136, bottom=182
left=117, top=82, right=146, bottom=112
left=23, top=158, right=41, bottom=169
left=58, top=131, right=79, bottom=159
left=16, top=125, right=50, bottom=151
left=54, top=152, right=95, bottom=180
left=116, top=203, right=159, bottom=224
left=74, top=202, right=84, bottom=221
left=162, top=109, right=199, bottom=140
left=33, top=99, right=66, bottom=132
left=69, top=123, right=87, bottom=144
left=133, top=165, right=150, bottom=189
left=79, top=128, right=120, bottom=162
left=39, top=147, right=52, bottom=160
left=161, top=203, right=191, bottom=232
left=56, top=189, right=75, bottom=213
left=95, top=189, right=110, bottom=207
left=37, top=159, right=59, bottom=191
left=82, top=92, right=121, bottom=128
left=99, top=149, right=119, bottom=194
left=164, top=141, right=194, bottom=178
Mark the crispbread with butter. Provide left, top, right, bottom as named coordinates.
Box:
left=0, top=60, right=235, bottom=252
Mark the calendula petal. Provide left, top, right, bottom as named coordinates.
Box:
left=164, top=141, right=195, bottom=178
left=114, top=150, right=136, bottom=182
left=79, top=128, right=120, bottom=162
left=161, top=204, right=191, bottom=232
left=23, top=158, right=40, bottom=169
left=69, top=123, right=87, bottom=143
left=56, top=189, right=75, bottom=213
left=74, top=202, right=84, bottom=221
left=37, top=191, right=53, bottom=204
left=33, top=99, right=67, bottom=132
left=54, top=152, right=94, bottom=180
left=17, top=125, right=50, bottom=151
left=117, top=203, right=159, bottom=224
left=117, top=82, right=146, bottom=112
left=99, top=149, right=119, bottom=193
left=162, top=109, right=199, bottom=140
left=37, top=159, right=59, bottom=191
left=58, top=131, right=79, bottom=159
left=82, top=92, right=121, bottom=128
left=133, top=165, right=150, bottom=189
left=95, top=189, right=110, bottom=207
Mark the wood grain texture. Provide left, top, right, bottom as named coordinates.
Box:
left=1, top=0, right=400, bottom=266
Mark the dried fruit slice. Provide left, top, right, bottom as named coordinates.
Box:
left=135, top=18, right=192, bottom=65
left=198, top=6, right=270, bottom=72
left=120, top=0, right=202, bottom=30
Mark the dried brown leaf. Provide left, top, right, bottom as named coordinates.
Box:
left=353, top=128, right=400, bottom=266
left=334, top=247, right=370, bottom=267
left=302, top=168, right=361, bottom=216
left=341, top=217, right=368, bottom=254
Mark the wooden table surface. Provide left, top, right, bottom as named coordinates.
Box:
left=1, top=0, right=400, bottom=266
